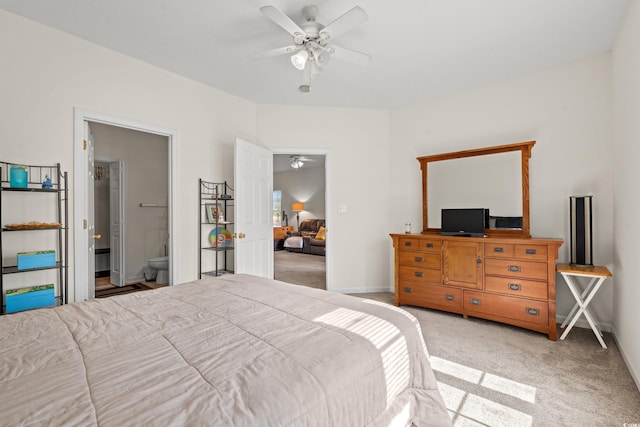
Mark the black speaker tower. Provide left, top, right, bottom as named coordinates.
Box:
left=570, top=196, right=593, bottom=266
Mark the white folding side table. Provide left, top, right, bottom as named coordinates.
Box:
left=556, top=263, right=612, bottom=348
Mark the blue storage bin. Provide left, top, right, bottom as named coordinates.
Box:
left=10, top=165, right=28, bottom=188
left=17, top=250, right=56, bottom=270
left=6, top=284, right=55, bottom=313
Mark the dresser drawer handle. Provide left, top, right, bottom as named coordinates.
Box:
left=414, top=271, right=423, bottom=278
left=414, top=256, right=424, bottom=262
left=445, top=294, right=455, bottom=301
left=508, top=283, right=522, bottom=291
left=426, top=243, right=434, bottom=248
left=493, top=247, right=504, bottom=253
left=404, top=241, right=412, bottom=247
left=525, top=249, right=537, bottom=255
left=508, top=265, right=521, bottom=273
left=470, top=298, right=481, bottom=305
left=404, top=287, right=412, bottom=293
left=526, top=307, right=540, bottom=316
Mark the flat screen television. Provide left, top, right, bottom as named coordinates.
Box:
left=441, top=208, right=487, bottom=237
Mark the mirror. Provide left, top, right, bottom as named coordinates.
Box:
left=418, top=141, right=534, bottom=238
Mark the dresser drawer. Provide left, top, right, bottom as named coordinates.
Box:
left=399, top=238, right=442, bottom=252
left=514, top=244, right=547, bottom=261
left=485, top=243, right=515, bottom=258
left=484, top=258, right=547, bottom=280
left=398, top=282, right=462, bottom=311
left=398, top=251, right=441, bottom=269
left=484, top=276, right=548, bottom=300
left=484, top=243, right=548, bottom=261
left=399, top=266, right=442, bottom=284
left=463, top=291, right=549, bottom=326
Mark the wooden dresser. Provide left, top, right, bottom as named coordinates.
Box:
left=391, top=233, right=563, bottom=340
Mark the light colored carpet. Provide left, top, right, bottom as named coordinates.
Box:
left=353, top=292, right=640, bottom=426
left=274, top=250, right=326, bottom=290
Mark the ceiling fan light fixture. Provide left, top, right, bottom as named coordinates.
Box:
left=312, top=48, right=330, bottom=66
left=291, top=158, right=304, bottom=168
left=291, top=49, right=309, bottom=70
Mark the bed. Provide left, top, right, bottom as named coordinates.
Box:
left=0, top=274, right=451, bottom=426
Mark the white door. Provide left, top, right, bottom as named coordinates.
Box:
left=234, top=138, right=273, bottom=277
left=109, top=161, right=125, bottom=287
left=87, top=123, right=96, bottom=298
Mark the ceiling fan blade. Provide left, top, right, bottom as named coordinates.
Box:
left=260, top=5, right=305, bottom=37
left=319, top=6, right=368, bottom=40
left=329, top=45, right=371, bottom=66
left=249, top=45, right=300, bottom=61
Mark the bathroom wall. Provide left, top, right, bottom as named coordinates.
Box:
left=91, top=122, right=169, bottom=283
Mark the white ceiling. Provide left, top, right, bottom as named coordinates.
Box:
left=0, top=0, right=630, bottom=109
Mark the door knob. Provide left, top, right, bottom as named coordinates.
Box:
left=93, top=234, right=102, bottom=239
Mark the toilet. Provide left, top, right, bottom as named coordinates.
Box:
left=148, top=256, right=169, bottom=285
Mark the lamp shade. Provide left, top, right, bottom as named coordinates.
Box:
left=291, top=202, right=305, bottom=212
left=291, top=50, right=309, bottom=70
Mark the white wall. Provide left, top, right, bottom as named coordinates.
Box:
left=0, top=10, right=257, bottom=300
left=612, top=0, right=640, bottom=387
left=92, top=122, right=169, bottom=282
left=389, top=54, right=615, bottom=328
left=274, top=166, right=326, bottom=231
left=258, top=105, right=391, bottom=293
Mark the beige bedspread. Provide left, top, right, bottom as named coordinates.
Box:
left=0, top=274, right=451, bottom=426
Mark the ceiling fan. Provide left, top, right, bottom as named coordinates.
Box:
left=289, top=155, right=315, bottom=168
left=250, top=4, right=371, bottom=93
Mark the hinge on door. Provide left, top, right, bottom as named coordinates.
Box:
left=83, top=219, right=87, bottom=229
left=83, top=140, right=87, bottom=150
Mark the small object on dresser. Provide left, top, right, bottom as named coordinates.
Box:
left=9, top=165, right=28, bottom=188
left=404, top=223, right=411, bottom=233
left=17, top=250, right=56, bottom=270
left=42, top=174, right=52, bottom=189
left=6, top=284, right=55, bottom=313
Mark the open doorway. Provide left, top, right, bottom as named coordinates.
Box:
left=90, top=122, right=169, bottom=297
left=73, top=109, right=179, bottom=303
left=272, top=154, right=326, bottom=290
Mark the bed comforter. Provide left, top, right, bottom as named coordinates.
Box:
left=0, top=274, right=450, bottom=426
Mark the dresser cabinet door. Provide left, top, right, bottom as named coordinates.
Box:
left=443, top=241, right=483, bottom=289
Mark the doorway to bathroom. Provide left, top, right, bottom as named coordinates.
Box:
left=90, top=122, right=169, bottom=297
left=74, top=108, right=178, bottom=303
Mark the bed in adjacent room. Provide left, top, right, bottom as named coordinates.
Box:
left=0, top=274, right=451, bottom=426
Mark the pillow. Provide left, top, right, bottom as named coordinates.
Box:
left=315, top=226, right=327, bottom=240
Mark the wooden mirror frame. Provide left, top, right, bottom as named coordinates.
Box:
left=418, top=141, right=535, bottom=238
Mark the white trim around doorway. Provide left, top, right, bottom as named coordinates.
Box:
left=73, top=108, right=179, bottom=302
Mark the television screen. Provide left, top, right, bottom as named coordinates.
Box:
left=441, top=208, right=486, bottom=237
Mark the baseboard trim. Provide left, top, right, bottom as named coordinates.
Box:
left=555, top=314, right=613, bottom=333
left=612, top=331, right=640, bottom=393
left=338, top=287, right=393, bottom=294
